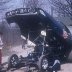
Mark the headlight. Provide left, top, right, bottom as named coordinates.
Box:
left=41, top=30, right=46, bottom=36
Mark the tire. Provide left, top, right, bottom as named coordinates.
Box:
left=37, top=55, right=48, bottom=72
left=8, top=54, right=19, bottom=69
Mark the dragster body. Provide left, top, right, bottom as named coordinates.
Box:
left=6, top=8, right=72, bottom=72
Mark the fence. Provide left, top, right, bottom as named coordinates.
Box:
left=0, top=21, right=22, bottom=48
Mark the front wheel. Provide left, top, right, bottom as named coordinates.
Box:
left=8, top=54, right=19, bottom=69
left=37, top=55, right=48, bottom=72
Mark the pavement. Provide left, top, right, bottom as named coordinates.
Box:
left=1, top=45, right=72, bottom=72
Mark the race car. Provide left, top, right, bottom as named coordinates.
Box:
left=6, top=8, right=72, bottom=72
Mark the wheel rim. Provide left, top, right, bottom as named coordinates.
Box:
left=42, top=58, right=48, bottom=70
left=10, top=56, right=18, bottom=67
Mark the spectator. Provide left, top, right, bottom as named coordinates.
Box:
left=0, top=32, right=3, bottom=70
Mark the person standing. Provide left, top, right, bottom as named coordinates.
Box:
left=0, top=32, right=3, bottom=70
